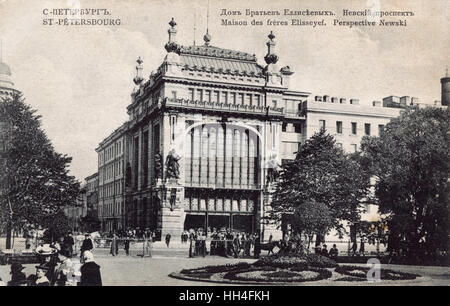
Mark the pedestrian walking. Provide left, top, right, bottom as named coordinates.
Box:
left=360, top=239, right=365, bottom=256
left=253, top=234, right=261, bottom=258
left=110, top=234, right=118, bottom=256
left=80, top=234, right=93, bottom=260
left=165, top=233, right=171, bottom=248
left=80, top=251, right=102, bottom=286
left=63, top=232, right=75, bottom=258
left=124, top=237, right=130, bottom=256
left=143, top=233, right=152, bottom=258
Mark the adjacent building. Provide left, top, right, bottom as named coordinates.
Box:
left=96, top=124, right=127, bottom=232
left=85, top=172, right=99, bottom=218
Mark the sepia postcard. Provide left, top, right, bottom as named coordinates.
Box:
left=0, top=0, right=448, bottom=296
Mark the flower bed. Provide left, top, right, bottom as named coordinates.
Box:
left=180, top=262, right=251, bottom=276
left=253, top=253, right=338, bottom=269
left=334, top=265, right=418, bottom=280
left=223, top=266, right=332, bottom=283
left=334, top=276, right=367, bottom=282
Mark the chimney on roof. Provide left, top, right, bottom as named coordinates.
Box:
left=350, top=99, right=359, bottom=105
left=323, top=95, right=329, bottom=102
left=331, top=97, right=338, bottom=103
left=340, top=98, right=347, bottom=104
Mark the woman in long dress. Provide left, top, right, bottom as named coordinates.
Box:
left=110, top=234, right=118, bottom=256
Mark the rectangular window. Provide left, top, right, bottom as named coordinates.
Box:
left=221, top=92, right=228, bottom=104
left=189, top=88, right=194, bottom=101
left=365, top=123, right=371, bottom=136
left=319, top=120, right=326, bottom=132
left=239, top=93, right=244, bottom=105
left=171, top=91, right=177, bottom=100
left=255, top=95, right=261, bottom=107
left=272, top=100, right=277, bottom=108
left=378, top=124, right=385, bottom=135
left=213, top=91, right=219, bottom=103
left=196, top=89, right=203, bottom=102
left=336, top=121, right=343, bottom=134
left=351, top=122, right=357, bottom=135
left=282, top=123, right=287, bottom=132
left=294, top=123, right=302, bottom=133
left=230, top=92, right=236, bottom=105
left=205, top=90, right=211, bottom=103
left=246, top=94, right=252, bottom=106
left=351, top=144, right=358, bottom=152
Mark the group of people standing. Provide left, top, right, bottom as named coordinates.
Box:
left=188, top=228, right=261, bottom=258
left=5, top=233, right=102, bottom=286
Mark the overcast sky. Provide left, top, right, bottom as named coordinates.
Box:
left=0, top=0, right=448, bottom=182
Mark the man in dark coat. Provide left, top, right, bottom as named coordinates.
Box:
left=253, top=234, right=261, bottom=259
left=165, top=233, right=171, bottom=248
left=80, top=234, right=93, bottom=259
left=8, top=263, right=27, bottom=286
left=63, top=232, right=75, bottom=257
left=80, top=251, right=102, bottom=286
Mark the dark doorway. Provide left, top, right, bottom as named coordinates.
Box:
left=208, top=214, right=230, bottom=231
left=232, top=215, right=253, bottom=233
left=184, top=214, right=205, bottom=231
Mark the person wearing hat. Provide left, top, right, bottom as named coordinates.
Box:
left=8, top=263, right=27, bottom=286
left=80, top=234, right=94, bottom=260
left=80, top=251, right=102, bottom=286
left=36, top=246, right=59, bottom=285
left=63, top=232, right=75, bottom=258
left=54, top=250, right=75, bottom=286
left=31, top=265, right=50, bottom=286
left=321, top=244, right=329, bottom=257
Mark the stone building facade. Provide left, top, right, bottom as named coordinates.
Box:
left=96, top=124, right=127, bottom=232
left=85, top=172, right=99, bottom=218
left=96, top=19, right=448, bottom=241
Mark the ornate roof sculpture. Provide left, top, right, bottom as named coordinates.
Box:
left=264, top=31, right=279, bottom=65
left=177, top=28, right=264, bottom=77
left=165, top=18, right=181, bottom=54
left=0, top=62, right=11, bottom=76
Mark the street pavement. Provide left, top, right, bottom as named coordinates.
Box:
left=1, top=244, right=449, bottom=286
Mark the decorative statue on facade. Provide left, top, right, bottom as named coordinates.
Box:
left=165, top=148, right=180, bottom=180
left=266, top=153, right=280, bottom=184
left=154, top=153, right=163, bottom=179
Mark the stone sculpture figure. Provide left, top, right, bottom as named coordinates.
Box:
left=165, top=148, right=180, bottom=179
left=266, top=153, right=280, bottom=184
left=154, top=153, right=163, bottom=179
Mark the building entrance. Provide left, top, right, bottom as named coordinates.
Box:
left=232, top=214, right=253, bottom=233
left=208, top=214, right=230, bottom=230
left=184, top=212, right=254, bottom=233
left=184, top=214, right=205, bottom=231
